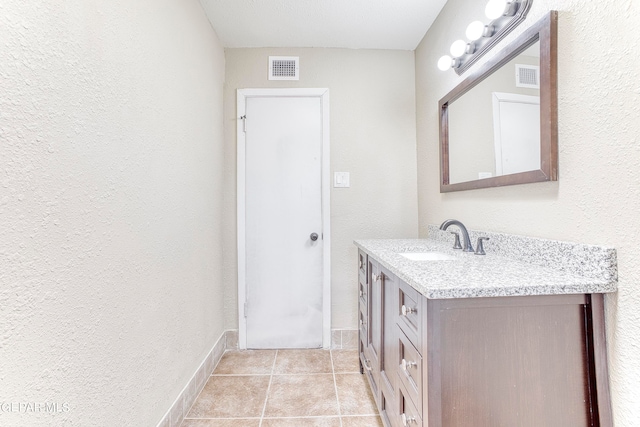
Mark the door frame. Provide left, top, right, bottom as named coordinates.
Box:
left=491, top=91, right=540, bottom=176
left=237, top=88, right=331, bottom=349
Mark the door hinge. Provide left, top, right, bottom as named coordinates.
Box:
left=244, top=301, right=248, bottom=317
left=240, top=115, right=247, bottom=133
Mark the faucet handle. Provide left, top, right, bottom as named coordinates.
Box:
left=450, top=231, right=462, bottom=249
left=475, top=237, right=490, bottom=255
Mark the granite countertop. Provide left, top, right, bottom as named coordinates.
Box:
left=354, top=234, right=617, bottom=299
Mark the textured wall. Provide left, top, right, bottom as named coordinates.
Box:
left=223, top=48, right=419, bottom=330
left=0, top=1, right=225, bottom=425
left=416, top=0, right=640, bottom=424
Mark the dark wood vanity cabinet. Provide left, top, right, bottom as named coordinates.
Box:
left=358, top=250, right=613, bottom=427
left=360, top=257, right=400, bottom=426
left=360, top=254, right=423, bottom=427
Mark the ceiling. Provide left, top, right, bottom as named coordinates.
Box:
left=199, top=0, right=449, bottom=50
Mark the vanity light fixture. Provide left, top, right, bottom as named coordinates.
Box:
left=437, top=0, right=533, bottom=75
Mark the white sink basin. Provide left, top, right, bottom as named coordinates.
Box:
left=400, top=252, right=457, bottom=261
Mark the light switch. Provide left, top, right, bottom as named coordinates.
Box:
left=334, top=172, right=350, bottom=188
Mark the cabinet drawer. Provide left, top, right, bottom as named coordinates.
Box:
left=362, top=350, right=378, bottom=396
left=359, top=332, right=367, bottom=374
left=397, top=279, right=422, bottom=349
left=359, top=279, right=368, bottom=317
left=359, top=305, right=368, bottom=341
left=358, top=250, right=367, bottom=282
left=397, top=326, right=423, bottom=410
left=380, top=384, right=399, bottom=427
left=360, top=335, right=376, bottom=388
left=398, top=381, right=423, bottom=427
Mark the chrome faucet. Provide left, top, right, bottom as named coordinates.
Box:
left=439, top=219, right=474, bottom=252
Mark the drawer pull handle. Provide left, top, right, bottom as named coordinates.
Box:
left=360, top=319, right=367, bottom=328
left=401, top=358, right=416, bottom=371
left=363, top=359, right=373, bottom=371
left=401, top=304, right=416, bottom=316
left=359, top=260, right=363, bottom=268
left=371, top=273, right=380, bottom=282
left=401, top=413, right=417, bottom=426
left=359, top=290, right=366, bottom=297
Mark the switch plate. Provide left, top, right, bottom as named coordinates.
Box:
left=333, top=172, right=350, bottom=188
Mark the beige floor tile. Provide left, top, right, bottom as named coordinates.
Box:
left=341, top=415, right=385, bottom=426
left=186, top=375, right=270, bottom=418
left=261, top=417, right=342, bottom=426
left=335, top=374, right=378, bottom=416
left=181, top=419, right=261, bottom=427
left=331, top=349, right=361, bottom=373
left=273, top=349, right=333, bottom=374
left=214, top=350, right=276, bottom=375
left=264, top=374, right=339, bottom=417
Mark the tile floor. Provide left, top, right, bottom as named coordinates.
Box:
left=182, top=349, right=383, bottom=427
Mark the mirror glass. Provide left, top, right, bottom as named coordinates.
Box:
left=448, top=42, right=540, bottom=184
left=439, top=11, right=557, bottom=193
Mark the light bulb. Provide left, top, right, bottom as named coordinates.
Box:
left=450, top=40, right=467, bottom=58
left=485, top=0, right=507, bottom=20
left=466, top=21, right=485, bottom=41
left=437, top=55, right=453, bottom=71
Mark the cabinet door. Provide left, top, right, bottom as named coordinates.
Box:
left=427, top=295, right=606, bottom=427
left=366, top=258, right=382, bottom=392
left=380, top=266, right=398, bottom=395
left=357, top=251, right=369, bottom=345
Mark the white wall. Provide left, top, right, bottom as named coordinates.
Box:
left=0, top=1, right=225, bottom=425
left=223, top=48, right=419, bottom=331
left=416, top=0, right=640, bottom=424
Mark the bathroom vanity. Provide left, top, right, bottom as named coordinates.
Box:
left=355, top=227, right=616, bottom=427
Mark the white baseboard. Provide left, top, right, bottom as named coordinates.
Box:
left=156, top=330, right=233, bottom=427
left=331, top=329, right=358, bottom=350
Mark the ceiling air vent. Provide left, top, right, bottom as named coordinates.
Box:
left=269, top=56, right=299, bottom=80
left=515, top=64, right=540, bottom=89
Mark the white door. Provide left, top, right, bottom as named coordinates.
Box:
left=237, top=89, right=330, bottom=349
left=492, top=92, right=541, bottom=175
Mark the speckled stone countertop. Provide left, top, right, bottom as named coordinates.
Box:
left=354, top=226, right=617, bottom=299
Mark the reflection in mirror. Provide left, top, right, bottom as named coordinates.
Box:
left=448, top=42, right=540, bottom=184
left=439, top=11, right=558, bottom=193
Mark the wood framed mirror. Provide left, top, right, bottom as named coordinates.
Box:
left=440, top=11, right=557, bottom=193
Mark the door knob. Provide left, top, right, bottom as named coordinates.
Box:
left=310, top=232, right=319, bottom=241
